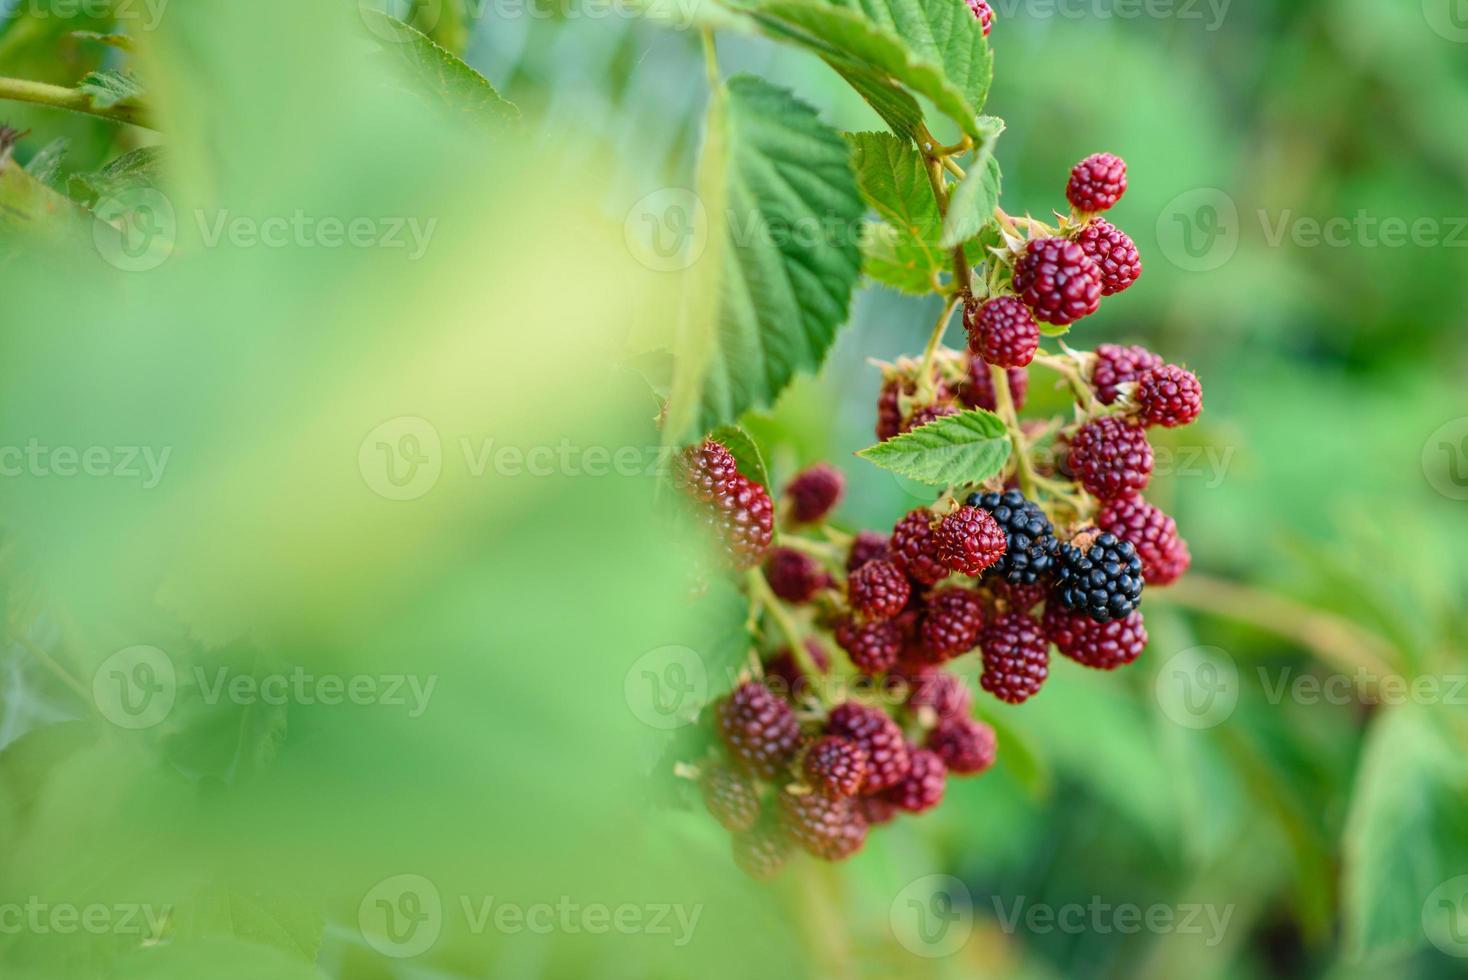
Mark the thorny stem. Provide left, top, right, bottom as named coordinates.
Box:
left=0, top=76, right=149, bottom=128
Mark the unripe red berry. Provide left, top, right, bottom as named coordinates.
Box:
left=1067, top=152, right=1127, bottom=213
left=933, top=506, right=1007, bottom=577
left=881, top=746, right=947, bottom=813
left=918, top=587, right=985, bottom=662
left=1067, top=416, right=1153, bottom=499
left=978, top=613, right=1050, bottom=704
left=846, top=530, right=891, bottom=572
left=848, top=558, right=912, bottom=620
left=803, top=735, right=869, bottom=798
left=778, top=788, right=867, bottom=861
left=1043, top=605, right=1148, bottom=670
left=899, top=668, right=973, bottom=721
left=1012, top=237, right=1103, bottom=326
left=965, top=0, right=993, bottom=35
left=834, top=616, right=903, bottom=675
left=717, top=681, right=801, bottom=780
left=1097, top=495, right=1191, bottom=586
left=765, top=638, right=829, bottom=702
left=701, top=764, right=761, bottom=832
left=926, top=716, right=997, bottom=775
left=731, top=819, right=791, bottom=879
left=785, top=463, right=845, bottom=523
left=763, top=548, right=828, bottom=604
left=1135, top=364, right=1203, bottom=428
left=966, top=296, right=1039, bottom=368
left=677, top=440, right=738, bottom=502
left=1091, top=343, right=1163, bottom=405
left=891, top=508, right=948, bottom=586
left=826, top=701, right=912, bottom=794
left=1074, top=218, right=1142, bottom=296
left=960, top=355, right=1028, bottom=412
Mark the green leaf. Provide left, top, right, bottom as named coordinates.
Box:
left=939, top=126, right=1003, bottom=248
left=67, top=145, right=164, bottom=205
left=362, top=9, right=519, bottom=126
left=77, top=69, right=145, bottom=109
left=847, top=131, right=947, bottom=292
left=707, top=424, right=770, bottom=489
left=1343, top=706, right=1468, bottom=959
left=677, top=76, right=864, bottom=439
left=857, top=408, right=1010, bottom=485
left=729, top=0, right=992, bottom=140
left=72, top=30, right=136, bottom=51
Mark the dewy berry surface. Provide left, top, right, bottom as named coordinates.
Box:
left=1012, top=237, right=1103, bottom=325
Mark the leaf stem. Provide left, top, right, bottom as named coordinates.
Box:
left=700, top=29, right=720, bottom=91
left=0, top=76, right=149, bottom=127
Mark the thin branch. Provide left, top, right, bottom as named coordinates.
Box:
left=0, top=76, right=150, bottom=128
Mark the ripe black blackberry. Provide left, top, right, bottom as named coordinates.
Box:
left=966, top=489, right=1059, bottom=585
left=802, top=735, right=869, bottom=798
left=732, top=818, right=791, bottom=879
left=763, top=548, right=828, bottom=604
left=784, top=463, right=844, bottom=523
left=717, top=681, right=801, bottom=780
left=825, top=701, right=912, bottom=794
left=1012, top=237, right=1102, bottom=326
left=918, top=587, right=985, bottom=662
left=925, top=716, right=996, bottom=775
left=1053, top=531, right=1144, bottom=623
left=701, top=764, right=761, bottom=832
left=978, top=613, right=1050, bottom=704
left=881, top=746, right=947, bottom=813
left=834, top=617, right=902, bottom=675
left=778, top=788, right=867, bottom=861
left=1074, top=218, right=1142, bottom=296
left=847, top=559, right=911, bottom=620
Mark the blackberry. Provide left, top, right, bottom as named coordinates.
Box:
left=1053, top=531, right=1144, bottom=623
left=763, top=548, right=828, bottom=604
left=848, top=559, right=911, bottom=620
left=899, top=668, right=972, bottom=721
left=1044, top=606, right=1148, bottom=670
left=802, top=735, right=869, bottom=798
left=678, top=440, right=738, bottom=503
left=1012, top=237, right=1102, bottom=326
left=965, top=0, right=993, bottom=34
left=858, top=795, right=899, bottom=827
left=891, top=508, right=948, bottom=586
left=1066, top=416, right=1153, bottom=499
left=732, top=818, right=791, bottom=879
left=882, top=746, right=947, bottom=813
left=1067, top=152, right=1127, bottom=213
left=826, top=701, right=912, bottom=794
left=846, top=530, right=890, bottom=572
left=784, top=463, right=844, bottom=524
left=985, top=578, right=1048, bottom=615
left=834, top=617, right=902, bottom=675
left=877, top=376, right=952, bottom=441
left=717, top=681, right=801, bottom=780
left=903, top=403, right=959, bottom=433
left=1135, top=364, right=1203, bottom=428
left=966, top=489, right=1059, bottom=585
left=1091, top=343, right=1162, bottom=405
left=717, top=475, right=775, bottom=569
left=1097, top=494, right=1191, bottom=586
left=1074, top=218, right=1141, bottom=296
left=765, top=638, right=829, bottom=702
left=778, top=788, right=867, bottom=861
left=966, top=296, right=1039, bottom=368
left=978, top=613, right=1050, bottom=704
left=926, top=716, right=997, bottom=775
left=701, top=764, right=761, bottom=832
left=934, top=505, right=1007, bottom=577
left=918, top=587, right=985, bottom=662
left=959, top=356, right=1028, bottom=412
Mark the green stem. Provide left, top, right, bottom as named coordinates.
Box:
left=1033, top=351, right=1101, bottom=413
left=746, top=568, right=825, bottom=694
left=916, top=294, right=960, bottom=402
left=699, top=29, right=720, bottom=91
left=14, top=632, right=93, bottom=705
left=778, top=534, right=842, bottom=564
left=0, top=76, right=149, bottom=127
left=992, top=364, right=1037, bottom=497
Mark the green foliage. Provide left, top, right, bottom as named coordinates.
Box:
left=857, top=407, right=1010, bottom=485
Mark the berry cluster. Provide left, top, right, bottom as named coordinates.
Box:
left=671, top=151, right=1203, bottom=879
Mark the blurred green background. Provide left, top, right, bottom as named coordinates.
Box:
left=2, top=0, right=1467, bottom=977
